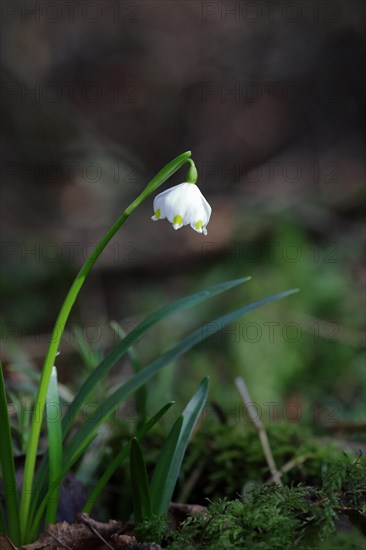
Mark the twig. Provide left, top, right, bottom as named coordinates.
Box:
left=266, top=453, right=312, bottom=484
left=235, top=377, right=283, bottom=485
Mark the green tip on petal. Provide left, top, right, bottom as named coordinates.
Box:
left=195, top=220, right=203, bottom=230
left=173, top=215, right=183, bottom=226
left=155, top=209, right=161, bottom=219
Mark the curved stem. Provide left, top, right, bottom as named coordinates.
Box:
left=19, top=151, right=192, bottom=541
left=186, top=159, right=198, bottom=184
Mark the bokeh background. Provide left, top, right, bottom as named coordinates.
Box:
left=1, top=0, right=365, bottom=440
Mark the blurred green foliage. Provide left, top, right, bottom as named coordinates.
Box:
left=139, top=221, right=364, bottom=430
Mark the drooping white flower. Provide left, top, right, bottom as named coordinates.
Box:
left=151, top=182, right=212, bottom=235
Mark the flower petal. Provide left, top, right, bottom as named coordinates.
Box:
left=151, top=182, right=211, bottom=235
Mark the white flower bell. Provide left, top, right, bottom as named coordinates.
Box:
left=151, top=182, right=212, bottom=235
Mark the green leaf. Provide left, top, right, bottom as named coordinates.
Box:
left=29, top=285, right=297, bottom=532
left=32, top=278, right=249, bottom=528
left=62, top=277, right=250, bottom=438
left=110, top=322, right=147, bottom=427
left=83, top=401, right=175, bottom=514
left=28, top=431, right=98, bottom=541
left=150, top=416, right=184, bottom=515
left=73, top=326, right=100, bottom=370
left=31, top=277, right=250, bottom=523
left=63, top=289, right=297, bottom=475
left=0, top=361, right=20, bottom=544
left=130, top=438, right=151, bottom=524
left=150, top=378, right=209, bottom=515
left=45, top=367, right=62, bottom=527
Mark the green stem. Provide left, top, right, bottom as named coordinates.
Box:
left=19, top=151, right=192, bottom=541
left=186, top=159, right=198, bottom=184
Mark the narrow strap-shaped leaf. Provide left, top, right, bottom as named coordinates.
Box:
left=130, top=438, right=151, bottom=523
left=31, top=277, right=250, bottom=515
left=62, top=289, right=297, bottom=470
left=110, top=322, right=147, bottom=427
left=83, top=401, right=175, bottom=514
left=0, top=361, right=20, bottom=545
left=73, top=326, right=100, bottom=369
left=150, top=415, right=184, bottom=515
left=28, top=431, right=98, bottom=541
left=62, top=277, right=250, bottom=438
left=45, top=367, right=62, bottom=527
left=30, top=277, right=250, bottom=515
left=150, top=378, right=209, bottom=515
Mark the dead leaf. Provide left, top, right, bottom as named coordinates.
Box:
left=0, top=534, right=17, bottom=550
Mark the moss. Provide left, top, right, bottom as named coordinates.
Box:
left=180, top=420, right=345, bottom=503
left=167, top=488, right=319, bottom=549
left=130, top=447, right=366, bottom=548
left=99, top=418, right=366, bottom=549
left=166, top=461, right=366, bottom=549
left=134, top=515, right=169, bottom=544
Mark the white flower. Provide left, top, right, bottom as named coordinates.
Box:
left=151, top=182, right=212, bottom=235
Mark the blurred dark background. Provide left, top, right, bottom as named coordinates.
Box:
left=1, top=1, right=365, bottom=428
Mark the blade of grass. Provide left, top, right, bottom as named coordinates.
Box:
left=20, top=150, right=193, bottom=541
left=150, top=377, right=209, bottom=515
left=45, top=367, right=62, bottom=527
left=83, top=401, right=175, bottom=514
left=62, top=289, right=298, bottom=472
left=130, top=438, right=151, bottom=523
left=0, top=361, right=20, bottom=545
